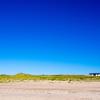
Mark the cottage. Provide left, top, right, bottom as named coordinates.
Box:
left=89, top=73, right=100, bottom=76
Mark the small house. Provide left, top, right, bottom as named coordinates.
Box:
left=89, top=73, right=100, bottom=76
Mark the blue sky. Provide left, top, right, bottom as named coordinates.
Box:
left=0, top=0, right=100, bottom=74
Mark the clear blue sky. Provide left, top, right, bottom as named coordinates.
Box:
left=0, top=0, right=100, bottom=74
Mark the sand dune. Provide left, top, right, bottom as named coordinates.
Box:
left=0, top=81, right=100, bottom=100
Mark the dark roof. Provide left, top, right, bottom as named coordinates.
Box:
left=89, top=73, right=100, bottom=75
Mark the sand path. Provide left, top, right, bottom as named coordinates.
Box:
left=0, top=81, right=100, bottom=100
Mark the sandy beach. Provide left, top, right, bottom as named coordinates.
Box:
left=0, top=81, right=100, bottom=100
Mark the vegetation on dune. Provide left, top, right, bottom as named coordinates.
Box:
left=0, top=73, right=100, bottom=83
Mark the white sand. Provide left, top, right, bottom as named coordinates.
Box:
left=0, top=81, right=100, bottom=100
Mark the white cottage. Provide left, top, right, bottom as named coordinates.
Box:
left=89, top=73, right=100, bottom=76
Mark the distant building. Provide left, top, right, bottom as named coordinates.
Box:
left=89, top=73, right=100, bottom=76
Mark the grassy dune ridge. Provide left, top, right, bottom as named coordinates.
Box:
left=0, top=73, right=100, bottom=83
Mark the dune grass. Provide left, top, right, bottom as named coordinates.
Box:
left=0, top=73, right=100, bottom=83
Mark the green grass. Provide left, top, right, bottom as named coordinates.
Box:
left=0, top=73, right=100, bottom=83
